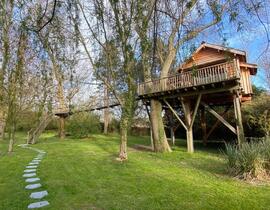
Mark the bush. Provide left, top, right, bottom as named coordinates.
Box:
left=260, top=138, right=270, bottom=170
left=67, top=112, right=101, bottom=138
left=224, top=139, right=270, bottom=180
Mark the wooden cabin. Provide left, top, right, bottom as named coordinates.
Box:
left=138, top=42, right=257, bottom=153
left=138, top=42, right=257, bottom=103
left=178, top=42, right=257, bottom=102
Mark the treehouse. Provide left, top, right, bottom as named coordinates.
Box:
left=138, top=42, right=257, bottom=152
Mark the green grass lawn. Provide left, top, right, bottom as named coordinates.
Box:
left=0, top=132, right=269, bottom=210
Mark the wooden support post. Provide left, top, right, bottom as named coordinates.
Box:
left=165, top=94, right=201, bottom=153
left=168, top=110, right=175, bottom=145
left=200, top=107, right=207, bottom=146
left=233, top=93, right=245, bottom=146
left=145, top=103, right=154, bottom=150
left=181, top=94, right=202, bottom=153
left=183, top=100, right=194, bottom=153
left=59, top=116, right=65, bottom=139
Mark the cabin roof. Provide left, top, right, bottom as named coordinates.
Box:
left=194, top=42, right=246, bottom=57
left=178, top=42, right=248, bottom=70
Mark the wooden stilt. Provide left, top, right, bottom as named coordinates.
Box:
left=181, top=94, right=202, bottom=153
left=233, top=93, right=245, bottom=146
left=183, top=100, right=194, bottom=153
left=59, top=116, right=65, bottom=139
left=168, top=111, right=175, bottom=145
left=200, top=107, right=207, bottom=146
left=165, top=94, right=201, bottom=153
left=145, top=103, right=154, bottom=150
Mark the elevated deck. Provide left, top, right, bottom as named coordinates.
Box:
left=137, top=61, right=241, bottom=99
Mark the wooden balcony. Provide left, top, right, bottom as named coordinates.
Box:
left=137, top=61, right=241, bottom=97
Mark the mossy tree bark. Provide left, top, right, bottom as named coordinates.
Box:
left=6, top=26, right=27, bottom=153
left=119, top=117, right=128, bottom=160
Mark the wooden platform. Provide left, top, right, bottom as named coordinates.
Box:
left=137, top=61, right=241, bottom=101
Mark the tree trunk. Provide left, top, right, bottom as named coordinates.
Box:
left=104, top=85, right=109, bottom=134
left=59, top=116, right=65, bottom=139
left=118, top=118, right=128, bottom=160
left=0, top=113, right=5, bottom=140
left=8, top=124, right=15, bottom=153
left=150, top=99, right=171, bottom=152
left=27, top=113, right=53, bottom=144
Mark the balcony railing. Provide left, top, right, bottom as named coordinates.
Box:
left=137, top=60, right=240, bottom=96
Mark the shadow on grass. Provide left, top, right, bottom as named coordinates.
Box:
left=36, top=132, right=228, bottom=178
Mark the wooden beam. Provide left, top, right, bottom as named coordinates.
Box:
left=190, top=94, right=202, bottom=128
left=205, top=106, right=231, bottom=140
left=162, top=84, right=239, bottom=100
left=182, top=99, right=194, bottom=153
left=200, top=107, right=207, bottom=145
left=201, top=102, right=237, bottom=134
left=164, top=100, right=187, bottom=131
left=144, top=103, right=154, bottom=150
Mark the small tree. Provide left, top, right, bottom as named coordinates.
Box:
left=243, top=93, right=270, bottom=138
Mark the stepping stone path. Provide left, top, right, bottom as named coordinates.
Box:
left=28, top=201, right=50, bottom=209
left=18, top=144, right=50, bottom=209
left=26, top=165, right=38, bottom=169
left=23, top=173, right=37, bottom=178
left=25, top=183, right=42, bottom=190
left=24, top=169, right=37, bottom=173
left=30, top=191, right=48, bottom=199
left=26, top=178, right=40, bottom=183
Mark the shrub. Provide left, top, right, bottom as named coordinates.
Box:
left=260, top=138, right=270, bottom=170
left=67, top=112, right=101, bottom=138
left=224, top=140, right=270, bottom=180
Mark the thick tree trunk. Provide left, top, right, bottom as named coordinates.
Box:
left=0, top=117, right=5, bottom=140
left=118, top=118, right=128, bottom=160
left=27, top=113, right=53, bottom=144
left=59, top=116, right=65, bottom=139
left=150, top=99, right=171, bottom=152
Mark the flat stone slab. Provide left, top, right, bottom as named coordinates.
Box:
left=24, top=169, right=36, bottom=173
left=29, top=162, right=39, bottom=165
left=25, top=183, right=42, bottom=190
left=28, top=201, right=49, bottom=209
left=32, top=160, right=41, bottom=163
left=34, top=157, right=42, bottom=160
left=23, top=173, right=36, bottom=178
left=26, top=165, right=38, bottom=169
left=30, top=191, right=48, bottom=199
left=25, top=178, right=40, bottom=183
